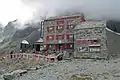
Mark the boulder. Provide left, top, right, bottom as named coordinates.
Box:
left=11, top=70, right=27, bottom=76
left=3, top=70, right=27, bottom=80
left=3, top=73, right=14, bottom=80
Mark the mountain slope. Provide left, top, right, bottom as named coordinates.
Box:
left=0, top=27, right=40, bottom=55
left=106, top=20, right=120, bottom=55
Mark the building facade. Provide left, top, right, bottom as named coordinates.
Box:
left=74, top=21, right=107, bottom=58
left=43, top=14, right=85, bottom=55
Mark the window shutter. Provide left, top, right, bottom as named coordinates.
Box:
left=46, top=36, right=49, bottom=40
left=66, top=44, right=70, bottom=48
left=56, top=35, right=58, bottom=40
left=90, top=40, right=94, bottom=43
left=66, top=25, right=69, bottom=29
left=66, top=34, right=70, bottom=39
left=56, top=44, right=59, bottom=51
left=96, top=40, right=99, bottom=43
left=82, top=40, right=86, bottom=43
left=52, top=26, right=54, bottom=30
left=47, top=27, right=49, bottom=31
left=56, top=26, right=58, bottom=31
left=62, top=34, right=64, bottom=39
left=62, top=44, right=64, bottom=51
left=62, top=25, right=64, bottom=30
left=77, top=40, right=80, bottom=44
left=52, top=35, right=54, bottom=40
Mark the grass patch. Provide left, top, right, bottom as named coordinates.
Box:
left=71, top=75, right=92, bottom=80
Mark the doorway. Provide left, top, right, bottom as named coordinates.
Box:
left=59, top=44, right=64, bottom=52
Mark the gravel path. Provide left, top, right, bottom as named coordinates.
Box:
left=15, top=59, right=120, bottom=80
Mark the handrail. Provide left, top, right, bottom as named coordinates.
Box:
left=5, top=53, right=57, bottom=62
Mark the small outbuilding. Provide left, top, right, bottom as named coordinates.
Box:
left=20, top=40, right=30, bottom=52
left=34, top=38, right=43, bottom=52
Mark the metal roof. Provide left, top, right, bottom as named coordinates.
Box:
left=21, top=40, right=29, bottom=44
left=36, top=38, right=43, bottom=43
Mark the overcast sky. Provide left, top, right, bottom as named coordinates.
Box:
left=0, top=0, right=35, bottom=26
left=0, top=0, right=120, bottom=26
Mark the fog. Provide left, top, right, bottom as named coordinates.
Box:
left=21, top=0, right=120, bottom=20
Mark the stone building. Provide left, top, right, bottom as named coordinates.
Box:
left=43, top=14, right=85, bottom=55
left=74, top=20, right=107, bottom=58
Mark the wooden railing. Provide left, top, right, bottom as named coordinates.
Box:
left=4, top=53, right=57, bottom=62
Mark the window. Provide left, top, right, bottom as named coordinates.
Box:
left=56, top=34, right=65, bottom=40
left=49, top=36, right=52, bottom=40
left=69, top=25, right=74, bottom=29
left=66, top=25, right=75, bottom=30
left=49, top=27, right=53, bottom=30
left=47, top=35, right=54, bottom=40
left=58, top=35, right=63, bottom=40
left=66, top=44, right=73, bottom=48
left=69, top=35, right=73, bottom=38
left=57, top=25, right=64, bottom=30
left=47, top=26, right=55, bottom=32
left=66, top=34, right=73, bottom=39
left=58, top=26, right=61, bottom=29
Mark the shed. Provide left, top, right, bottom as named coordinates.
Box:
left=34, top=38, right=43, bottom=52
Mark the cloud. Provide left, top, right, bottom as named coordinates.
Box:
left=21, top=0, right=120, bottom=20
left=0, top=0, right=35, bottom=26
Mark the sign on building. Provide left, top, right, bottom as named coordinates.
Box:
left=78, top=47, right=88, bottom=52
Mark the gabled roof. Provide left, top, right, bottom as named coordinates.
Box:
left=21, top=40, right=29, bottom=44
left=36, top=38, right=43, bottom=43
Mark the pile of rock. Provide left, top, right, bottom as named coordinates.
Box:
left=3, top=70, right=27, bottom=80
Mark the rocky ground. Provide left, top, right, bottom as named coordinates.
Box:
left=0, top=58, right=119, bottom=80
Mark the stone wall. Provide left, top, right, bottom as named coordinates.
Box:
left=43, top=15, right=85, bottom=55
left=74, top=20, right=107, bottom=58
left=43, top=15, right=84, bottom=44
